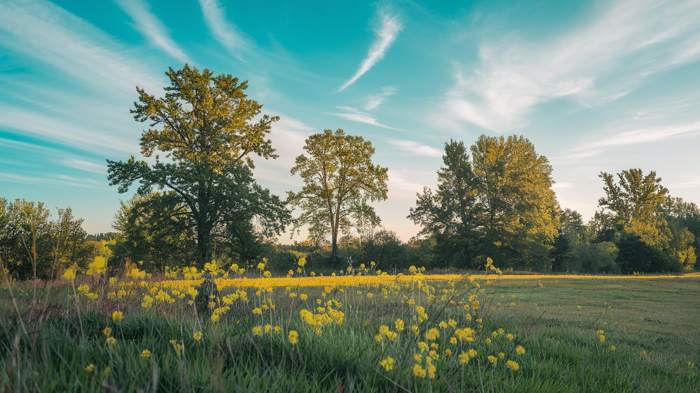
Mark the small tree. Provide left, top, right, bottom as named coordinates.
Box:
left=288, top=129, right=388, bottom=261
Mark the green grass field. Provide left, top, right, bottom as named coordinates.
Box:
left=1, top=275, right=698, bottom=392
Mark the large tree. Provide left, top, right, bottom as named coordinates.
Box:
left=410, top=135, right=559, bottom=269
left=108, top=65, right=289, bottom=266
left=288, top=129, right=388, bottom=261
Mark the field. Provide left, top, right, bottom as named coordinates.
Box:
left=1, top=267, right=699, bottom=392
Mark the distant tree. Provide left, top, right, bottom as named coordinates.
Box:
left=570, top=241, right=619, bottom=273
left=411, top=136, right=559, bottom=270
left=0, top=199, right=90, bottom=280
left=598, top=169, right=670, bottom=248
left=107, top=65, right=289, bottom=266
left=552, top=209, right=586, bottom=271
left=288, top=129, right=388, bottom=261
left=616, top=233, right=676, bottom=273
left=666, top=198, right=700, bottom=270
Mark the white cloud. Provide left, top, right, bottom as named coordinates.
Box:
left=0, top=104, right=133, bottom=154
left=564, top=120, right=700, bottom=159
left=0, top=0, right=162, bottom=97
left=0, top=171, right=101, bottom=189
left=332, top=106, right=399, bottom=130
left=339, top=9, right=402, bottom=91
left=445, top=0, right=700, bottom=131
left=64, top=158, right=105, bottom=175
left=198, top=0, right=250, bottom=59
left=389, top=139, right=441, bottom=157
left=365, top=86, right=398, bottom=111
left=117, top=0, right=191, bottom=64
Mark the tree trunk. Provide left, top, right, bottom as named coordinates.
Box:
left=330, top=226, right=338, bottom=262
left=196, top=222, right=212, bottom=267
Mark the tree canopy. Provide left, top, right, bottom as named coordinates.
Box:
left=288, top=129, right=388, bottom=261
left=107, top=65, right=289, bottom=266
left=410, top=136, right=559, bottom=269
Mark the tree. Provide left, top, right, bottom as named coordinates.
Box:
left=409, top=140, right=481, bottom=267
left=0, top=199, right=90, bottom=280
left=410, top=135, right=559, bottom=270
left=107, top=65, right=289, bottom=266
left=288, top=129, right=388, bottom=261
left=598, top=169, right=670, bottom=248
left=552, top=209, right=586, bottom=271
left=470, top=135, right=559, bottom=269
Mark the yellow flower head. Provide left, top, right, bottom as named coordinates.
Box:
left=62, top=265, right=77, bottom=281
left=515, top=345, right=526, bottom=355
left=487, top=355, right=497, bottom=365
left=192, top=331, right=203, bottom=343
left=251, top=325, right=263, bottom=336
left=106, top=337, right=117, bottom=347
left=425, top=328, right=440, bottom=341
left=84, top=363, right=96, bottom=373
left=288, top=330, right=299, bottom=345
left=111, top=311, right=124, bottom=323
left=412, top=363, right=427, bottom=378
left=379, top=356, right=395, bottom=372
left=506, top=359, right=520, bottom=371
left=140, top=349, right=152, bottom=359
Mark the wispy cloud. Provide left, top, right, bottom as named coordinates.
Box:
left=365, top=86, right=398, bottom=111
left=117, top=0, right=191, bottom=64
left=332, top=106, right=399, bottom=130
left=198, top=0, right=249, bottom=59
left=0, top=104, right=133, bottom=154
left=389, top=139, right=441, bottom=157
left=0, top=0, right=162, bottom=97
left=444, top=0, right=700, bottom=131
left=0, top=171, right=101, bottom=189
left=560, top=120, right=700, bottom=160
left=64, top=158, right=105, bottom=175
left=339, top=8, right=402, bottom=91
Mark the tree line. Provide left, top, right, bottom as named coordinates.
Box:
left=1, top=65, right=697, bottom=279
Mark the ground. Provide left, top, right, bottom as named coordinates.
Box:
left=1, top=273, right=698, bottom=392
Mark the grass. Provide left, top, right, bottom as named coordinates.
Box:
left=1, top=274, right=698, bottom=392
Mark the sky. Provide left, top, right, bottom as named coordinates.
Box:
left=1, top=0, right=700, bottom=241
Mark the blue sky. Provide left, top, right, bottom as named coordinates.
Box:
left=1, top=0, right=700, bottom=240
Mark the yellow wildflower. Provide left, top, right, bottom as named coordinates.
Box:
left=111, top=310, right=124, bottom=323
left=288, top=330, right=299, bottom=345
left=412, top=364, right=427, bottom=378
left=379, top=356, right=395, bottom=372
left=506, top=359, right=520, bottom=371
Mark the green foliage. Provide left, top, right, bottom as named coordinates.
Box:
left=107, top=65, right=289, bottom=266
left=0, top=198, right=91, bottom=280
left=616, top=233, right=677, bottom=273
left=595, top=170, right=697, bottom=273
left=288, top=129, right=388, bottom=261
left=569, top=241, right=620, bottom=273
left=598, top=169, right=671, bottom=247
left=410, top=136, right=559, bottom=270
left=110, top=193, right=196, bottom=272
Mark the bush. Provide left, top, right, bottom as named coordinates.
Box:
left=616, top=234, right=678, bottom=273
left=570, top=242, right=620, bottom=273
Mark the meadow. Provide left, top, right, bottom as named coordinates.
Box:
left=1, top=261, right=698, bottom=392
